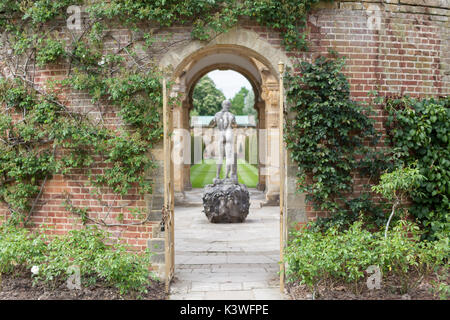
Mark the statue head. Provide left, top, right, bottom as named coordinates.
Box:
left=222, top=100, right=231, bottom=111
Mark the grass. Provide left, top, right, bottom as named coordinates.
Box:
left=190, top=159, right=258, bottom=188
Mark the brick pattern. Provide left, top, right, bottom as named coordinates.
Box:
left=299, top=1, right=448, bottom=222
left=1, top=0, right=448, bottom=245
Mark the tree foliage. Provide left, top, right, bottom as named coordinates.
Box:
left=191, top=76, right=255, bottom=117
left=372, top=164, right=426, bottom=238
left=243, top=89, right=257, bottom=117
left=191, top=75, right=225, bottom=116
left=230, top=86, right=249, bottom=115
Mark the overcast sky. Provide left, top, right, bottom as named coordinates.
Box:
left=207, top=70, right=252, bottom=99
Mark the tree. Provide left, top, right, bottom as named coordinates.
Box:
left=242, top=88, right=257, bottom=116
left=372, top=164, right=426, bottom=238
left=191, top=76, right=225, bottom=116
left=230, top=87, right=249, bottom=115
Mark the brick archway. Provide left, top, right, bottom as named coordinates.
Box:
left=160, top=28, right=291, bottom=204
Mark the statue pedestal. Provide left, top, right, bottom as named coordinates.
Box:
left=202, top=179, right=250, bottom=223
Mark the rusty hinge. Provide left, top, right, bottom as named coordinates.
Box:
left=160, top=205, right=169, bottom=232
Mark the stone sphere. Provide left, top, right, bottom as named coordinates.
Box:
left=202, top=181, right=250, bottom=223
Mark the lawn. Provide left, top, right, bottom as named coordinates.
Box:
left=190, top=159, right=258, bottom=188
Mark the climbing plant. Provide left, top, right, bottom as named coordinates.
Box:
left=83, top=0, right=323, bottom=51
left=384, top=96, right=450, bottom=240
left=284, top=54, right=392, bottom=230
left=0, top=0, right=324, bottom=225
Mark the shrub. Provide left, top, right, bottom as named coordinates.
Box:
left=372, top=164, right=426, bottom=238
left=0, top=225, right=157, bottom=296
left=385, top=96, right=450, bottom=239
left=0, top=225, right=48, bottom=273
left=285, top=220, right=448, bottom=297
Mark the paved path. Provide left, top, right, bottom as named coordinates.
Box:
left=169, top=201, right=289, bottom=300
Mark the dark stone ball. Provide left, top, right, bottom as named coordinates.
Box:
left=202, top=182, right=250, bottom=223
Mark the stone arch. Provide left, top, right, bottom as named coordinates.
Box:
left=186, top=63, right=261, bottom=110
left=160, top=27, right=291, bottom=77
left=160, top=27, right=291, bottom=204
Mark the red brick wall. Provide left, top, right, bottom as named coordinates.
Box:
left=298, top=0, right=448, bottom=222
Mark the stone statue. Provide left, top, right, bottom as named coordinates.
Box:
left=209, top=100, right=237, bottom=183
left=202, top=100, right=250, bottom=223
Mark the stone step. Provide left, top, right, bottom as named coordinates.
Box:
left=176, top=250, right=279, bottom=256
left=178, top=201, right=203, bottom=207
left=175, top=200, right=262, bottom=208
left=176, top=262, right=279, bottom=269
left=176, top=188, right=266, bottom=208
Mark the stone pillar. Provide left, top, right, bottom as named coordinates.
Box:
left=146, top=141, right=165, bottom=223
left=172, top=106, right=183, bottom=193
left=256, top=100, right=266, bottom=191
left=146, top=141, right=165, bottom=276
left=172, top=104, right=192, bottom=205
left=183, top=105, right=192, bottom=190
left=284, top=106, right=306, bottom=233
left=261, top=85, right=280, bottom=205
left=286, top=151, right=306, bottom=234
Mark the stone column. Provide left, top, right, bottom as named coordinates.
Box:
left=261, top=85, right=281, bottom=205
left=146, top=140, right=165, bottom=276
left=285, top=107, right=306, bottom=234
left=256, top=100, right=266, bottom=191
left=285, top=151, right=306, bottom=233
left=182, top=105, right=192, bottom=190
left=172, top=104, right=191, bottom=204
left=146, top=141, right=165, bottom=223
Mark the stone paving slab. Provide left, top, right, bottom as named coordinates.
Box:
left=253, top=288, right=287, bottom=300
left=169, top=202, right=288, bottom=300
left=191, top=282, right=221, bottom=292
left=243, top=281, right=277, bottom=290
left=170, top=288, right=286, bottom=300
left=203, top=290, right=255, bottom=300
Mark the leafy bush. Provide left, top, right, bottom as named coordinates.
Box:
left=372, top=164, right=426, bottom=238
left=385, top=96, right=450, bottom=239
left=0, top=226, right=48, bottom=273
left=285, top=220, right=448, bottom=297
left=0, top=225, right=157, bottom=296
left=310, top=193, right=386, bottom=232
left=430, top=269, right=450, bottom=300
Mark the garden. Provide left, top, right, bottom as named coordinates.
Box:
left=191, top=159, right=258, bottom=189
left=0, top=224, right=166, bottom=300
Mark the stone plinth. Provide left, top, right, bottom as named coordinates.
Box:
left=202, top=179, right=250, bottom=223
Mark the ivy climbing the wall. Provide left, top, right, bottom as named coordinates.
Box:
left=85, top=0, right=323, bottom=51
left=385, top=96, right=450, bottom=240
left=284, top=54, right=392, bottom=230
left=0, top=1, right=167, bottom=225
left=0, top=72, right=163, bottom=225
